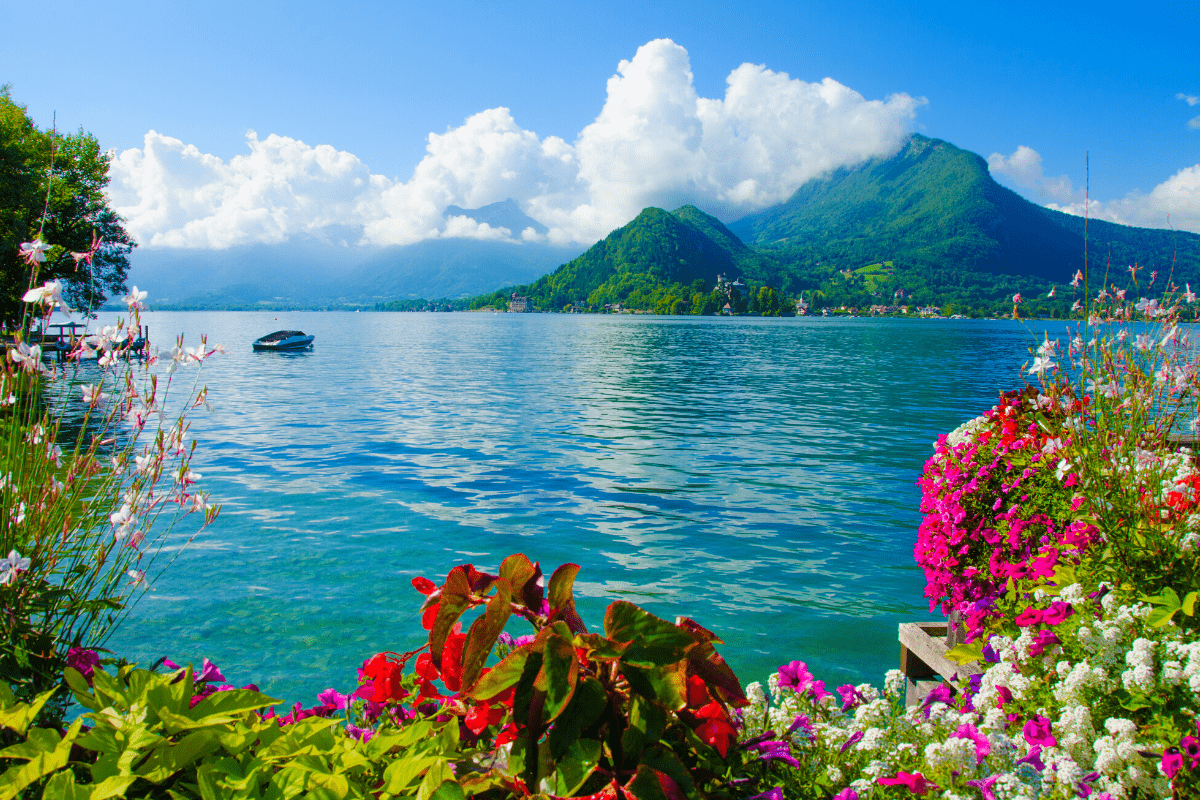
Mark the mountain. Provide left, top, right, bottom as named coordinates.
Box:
left=444, top=199, right=548, bottom=237
left=124, top=236, right=583, bottom=309
left=485, top=206, right=756, bottom=311
left=729, top=134, right=1200, bottom=291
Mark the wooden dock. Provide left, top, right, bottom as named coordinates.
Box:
left=898, top=614, right=983, bottom=707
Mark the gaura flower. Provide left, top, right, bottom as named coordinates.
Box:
left=22, top=280, right=72, bottom=312
left=123, top=286, right=147, bottom=311
left=1071, top=269, right=1083, bottom=287
left=19, top=240, right=50, bottom=265
left=0, top=549, right=31, bottom=585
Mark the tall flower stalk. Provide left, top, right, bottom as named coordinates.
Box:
left=0, top=245, right=220, bottom=702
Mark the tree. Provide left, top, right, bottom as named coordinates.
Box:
left=1, top=86, right=134, bottom=323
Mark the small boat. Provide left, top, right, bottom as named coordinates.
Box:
left=252, top=330, right=315, bottom=351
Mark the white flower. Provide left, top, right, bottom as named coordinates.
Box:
left=21, top=279, right=72, bottom=312
left=18, top=240, right=51, bottom=264
left=123, top=286, right=148, bottom=310
left=0, top=549, right=31, bottom=584
left=126, top=569, right=146, bottom=587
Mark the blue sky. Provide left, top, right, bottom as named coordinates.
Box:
left=3, top=0, right=1198, bottom=246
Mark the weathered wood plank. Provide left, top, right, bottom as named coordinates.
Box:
left=898, top=622, right=982, bottom=683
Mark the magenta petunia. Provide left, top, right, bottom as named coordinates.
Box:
left=1023, top=716, right=1057, bottom=748
left=878, top=771, right=939, bottom=795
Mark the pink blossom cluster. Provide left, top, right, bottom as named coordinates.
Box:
left=915, top=391, right=1097, bottom=637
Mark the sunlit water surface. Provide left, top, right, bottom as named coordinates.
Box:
left=85, top=311, right=1063, bottom=704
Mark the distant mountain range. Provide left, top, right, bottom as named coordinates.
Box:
left=123, top=135, right=1200, bottom=312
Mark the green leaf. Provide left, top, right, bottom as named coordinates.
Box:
left=552, top=739, right=602, bottom=797
left=1162, top=587, right=1182, bottom=610
left=547, top=677, right=607, bottom=760
left=83, top=776, right=139, bottom=800
left=187, top=689, right=280, bottom=726
left=465, top=645, right=530, bottom=700
left=945, top=641, right=984, bottom=666
left=1147, top=607, right=1178, bottom=628
left=547, top=563, right=580, bottom=611
left=640, top=746, right=697, bottom=800
left=604, top=602, right=696, bottom=666
left=620, top=663, right=687, bottom=711
left=460, top=578, right=513, bottom=690
left=383, top=756, right=442, bottom=793
left=625, top=765, right=671, bottom=800
left=534, top=634, right=579, bottom=722
left=0, top=720, right=80, bottom=800
left=0, top=687, right=58, bottom=736
left=135, top=730, right=222, bottom=783
left=416, top=761, right=455, bottom=800
left=40, top=770, right=86, bottom=800
left=1184, top=591, right=1198, bottom=617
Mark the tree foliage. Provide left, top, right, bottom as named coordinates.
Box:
left=0, top=86, right=134, bottom=323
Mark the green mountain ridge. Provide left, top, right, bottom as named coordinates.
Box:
left=463, top=134, right=1200, bottom=315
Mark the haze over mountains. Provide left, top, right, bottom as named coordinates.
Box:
left=125, top=135, right=1200, bottom=310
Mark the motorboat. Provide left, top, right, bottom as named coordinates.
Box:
left=252, top=330, right=315, bottom=351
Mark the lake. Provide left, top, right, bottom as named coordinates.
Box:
left=91, top=311, right=1053, bottom=704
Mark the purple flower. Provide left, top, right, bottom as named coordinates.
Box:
left=966, top=775, right=999, bottom=800
left=747, top=788, right=782, bottom=800
left=832, top=791, right=858, bottom=800
left=318, top=688, right=349, bottom=710
left=197, top=658, right=226, bottom=683
left=839, top=731, right=864, bottom=753
left=982, top=642, right=1000, bottom=663
left=786, top=713, right=814, bottom=738
left=346, top=724, right=375, bottom=742
left=921, top=684, right=954, bottom=718
left=1017, top=745, right=1046, bottom=772
left=1028, top=629, right=1060, bottom=657
left=837, top=684, right=864, bottom=712
left=951, top=722, right=990, bottom=764
left=777, top=661, right=813, bottom=691
left=66, top=648, right=100, bottom=682
left=496, top=632, right=516, bottom=647
left=747, top=739, right=800, bottom=768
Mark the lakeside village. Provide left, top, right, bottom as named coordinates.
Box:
left=505, top=273, right=986, bottom=319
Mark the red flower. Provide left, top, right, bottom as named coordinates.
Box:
left=686, top=674, right=711, bottom=708
left=464, top=702, right=505, bottom=735
left=413, top=576, right=438, bottom=595
left=693, top=701, right=735, bottom=757
left=362, top=654, right=408, bottom=703
left=421, top=603, right=440, bottom=630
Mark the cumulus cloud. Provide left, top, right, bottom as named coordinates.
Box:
left=109, top=39, right=924, bottom=249
left=1047, top=164, right=1200, bottom=233
left=1179, top=93, right=1200, bottom=107
left=987, top=145, right=1075, bottom=203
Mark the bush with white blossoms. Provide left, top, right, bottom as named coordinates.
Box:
left=0, top=234, right=220, bottom=706
left=729, top=270, right=1200, bottom=799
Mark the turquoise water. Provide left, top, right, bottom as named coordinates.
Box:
left=98, top=311, right=1052, bottom=705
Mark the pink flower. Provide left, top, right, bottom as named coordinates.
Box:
left=878, top=771, right=939, bottom=795
left=952, top=722, right=991, bottom=764
left=1028, top=629, right=1060, bottom=657
left=1181, top=735, right=1200, bottom=769
left=1023, top=716, right=1057, bottom=748
left=1162, top=748, right=1184, bottom=781
left=966, top=775, right=999, bottom=800
left=1014, top=606, right=1043, bottom=627
left=1041, top=601, right=1074, bottom=626
left=833, top=790, right=858, bottom=800
left=1012, top=293, right=1023, bottom=304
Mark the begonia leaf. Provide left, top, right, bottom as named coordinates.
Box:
left=534, top=633, right=578, bottom=722
left=547, top=563, right=587, bottom=633
left=430, top=566, right=487, bottom=665
left=460, top=577, right=513, bottom=690
left=639, top=746, right=698, bottom=800
left=573, top=633, right=631, bottom=661
left=499, top=553, right=543, bottom=611
left=620, top=662, right=687, bottom=710
left=606, top=603, right=696, bottom=666
left=552, top=738, right=602, bottom=797
left=547, top=677, right=608, bottom=759
left=684, top=637, right=748, bottom=707
left=466, top=644, right=531, bottom=700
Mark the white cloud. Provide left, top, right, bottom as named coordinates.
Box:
left=1047, top=164, right=1200, bottom=233
left=110, top=38, right=924, bottom=249
left=1179, top=93, right=1200, bottom=107
left=987, top=145, right=1075, bottom=203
